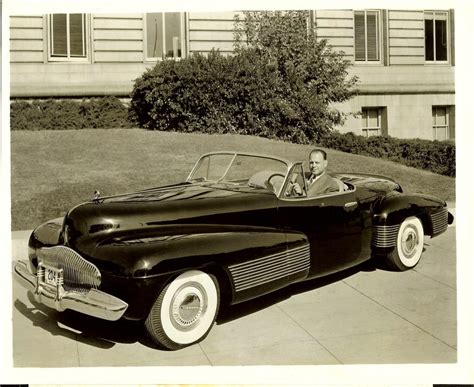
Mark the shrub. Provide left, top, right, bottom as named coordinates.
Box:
left=130, top=11, right=358, bottom=143
left=320, top=132, right=455, bottom=177
left=11, top=97, right=134, bottom=130
left=129, top=49, right=302, bottom=140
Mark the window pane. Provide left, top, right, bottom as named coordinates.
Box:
left=435, top=126, right=447, bottom=141
left=70, top=14, right=85, bottom=57
left=367, top=108, right=379, bottom=127
left=432, top=106, right=448, bottom=140
left=354, top=12, right=366, bottom=61
left=366, top=12, right=378, bottom=61
left=435, top=107, right=447, bottom=125
left=191, top=154, right=234, bottom=181
left=226, top=155, right=287, bottom=182
left=435, top=19, right=447, bottom=61
left=425, top=19, right=434, bottom=61
left=147, top=13, right=164, bottom=58
left=164, top=13, right=182, bottom=58
left=362, top=108, right=368, bottom=127
left=52, top=14, right=67, bottom=57
left=362, top=108, right=380, bottom=129
left=433, top=107, right=438, bottom=124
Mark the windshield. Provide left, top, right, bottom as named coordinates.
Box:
left=188, top=153, right=289, bottom=185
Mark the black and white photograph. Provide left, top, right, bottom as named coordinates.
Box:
left=1, top=0, right=473, bottom=384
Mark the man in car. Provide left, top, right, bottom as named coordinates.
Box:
left=292, top=148, right=340, bottom=196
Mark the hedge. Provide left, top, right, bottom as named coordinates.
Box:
left=320, top=131, right=455, bottom=177
left=10, top=96, right=455, bottom=177
left=10, top=97, right=134, bottom=130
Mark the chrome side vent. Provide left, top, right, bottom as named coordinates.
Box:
left=37, top=246, right=101, bottom=289
left=431, top=207, right=448, bottom=235
left=372, top=225, right=400, bottom=248
left=229, top=244, right=310, bottom=292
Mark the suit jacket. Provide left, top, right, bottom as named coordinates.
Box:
left=307, top=172, right=340, bottom=196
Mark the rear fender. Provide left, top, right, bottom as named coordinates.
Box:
left=372, top=193, right=448, bottom=254
left=373, top=193, right=445, bottom=229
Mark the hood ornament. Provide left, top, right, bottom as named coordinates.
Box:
left=92, top=190, right=102, bottom=204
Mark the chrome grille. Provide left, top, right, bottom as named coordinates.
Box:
left=229, top=244, right=310, bottom=292
left=372, top=225, right=400, bottom=248
left=37, top=246, right=101, bottom=289
left=431, top=207, right=448, bottom=235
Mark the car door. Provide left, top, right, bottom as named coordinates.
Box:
left=277, top=163, right=371, bottom=278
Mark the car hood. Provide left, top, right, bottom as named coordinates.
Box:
left=64, top=181, right=277, bottom=244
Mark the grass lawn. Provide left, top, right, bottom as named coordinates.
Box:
left=10, top=128, right=455, bottom=231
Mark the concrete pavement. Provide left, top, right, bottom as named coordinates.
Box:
left=11, top=209, right=456, bottom=366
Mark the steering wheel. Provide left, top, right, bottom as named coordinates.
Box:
left=284, top=175, right=304, bottom=197
left=266, top=173, right=285, bottom=194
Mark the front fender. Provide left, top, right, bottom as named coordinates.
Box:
left=85, top=225, right=308, bottom=311
left=79, top=225, right=288, bottom=277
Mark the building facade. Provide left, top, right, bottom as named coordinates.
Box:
left=9, top=10, right=455, bottom=140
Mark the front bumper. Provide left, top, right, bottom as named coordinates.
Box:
left=13, top=260, right=128, bottom=321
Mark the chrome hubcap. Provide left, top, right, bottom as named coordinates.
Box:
left=170, top=282, right=207, bottom=331
left=401, top=225, right=419, bottom=258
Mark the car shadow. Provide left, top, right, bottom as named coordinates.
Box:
left=14, top=293, right=145, bottom=349
left=13, top=255, right=401, bottom=351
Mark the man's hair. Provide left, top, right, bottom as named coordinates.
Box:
left=309, top=148, right=327, bottom=160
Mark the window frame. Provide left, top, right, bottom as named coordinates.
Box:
left=280, top=163, right=308, bottom=200
left=144, top=12, right=186, bottom=61
left=424, top=10, right=450, bottom=64
left=361, top=107, right=382, bottom=137
left=353, top=9, right=382, bottom=64
left=432, top=106, right=450, bottom=141
left=47, top=13, right=90, bottom=63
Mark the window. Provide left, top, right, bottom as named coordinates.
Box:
left=146, top=13, right=184, bottom=60
left=49, top=14, right=88, bottom=61
left=282, top=164, right=307, bottom=199
left=362, top=107, right=387, bottom=136
left=432, top=106, right=455, bottom=140
left=354, top=10, right=380, bottom=62
left=425, top=11, right=448, bottom=62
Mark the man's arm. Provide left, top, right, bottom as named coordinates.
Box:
left=285, top=182, right=304, bottom=197
left=292, top=183, right=303, bottom=195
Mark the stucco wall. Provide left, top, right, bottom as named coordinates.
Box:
left=11, top=63, right=152, bottom=97
left=188, top=11, right=240, bottom=55
left=336, top=93, right=455, bottom=140
left=9, top=11, right=456, bottom=140
left=10, top=13, right=154, bottom=96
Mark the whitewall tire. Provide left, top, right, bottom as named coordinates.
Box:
left=386, top=216, right=424, bottom=271
left=145, top=270, right=220, bottom=350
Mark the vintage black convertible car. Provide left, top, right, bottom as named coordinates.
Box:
left=14, top=151, right=453, bottom=350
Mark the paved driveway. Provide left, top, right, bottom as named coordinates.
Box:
left=11, top=215, right=456, bottom=367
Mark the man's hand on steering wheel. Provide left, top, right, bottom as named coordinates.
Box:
left=286, top=182, right=303, bottom=197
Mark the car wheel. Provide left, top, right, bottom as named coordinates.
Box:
left=145, top=270, right=220, bottom=350
left=385, top=216, right=424, bottom=271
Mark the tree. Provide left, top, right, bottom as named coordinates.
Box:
left=130, top=11, right=358, bottom=144
left=233, top=10, right=358, bottom=142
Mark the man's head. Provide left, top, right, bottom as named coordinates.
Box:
left=308, top=148, right=328, bottom=177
